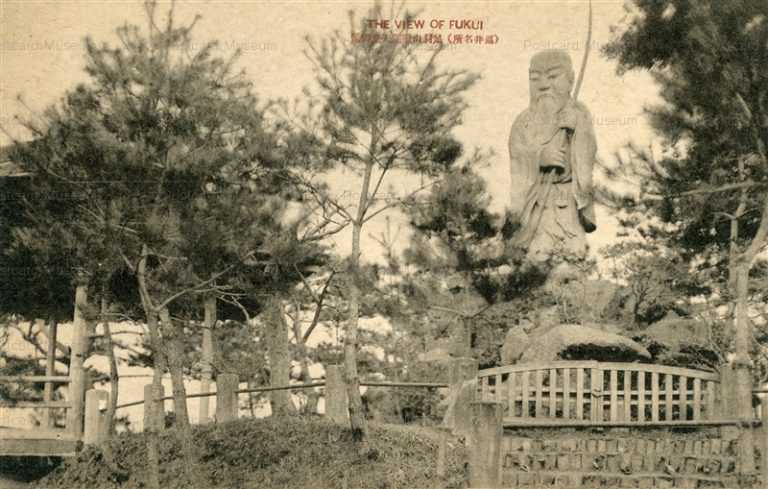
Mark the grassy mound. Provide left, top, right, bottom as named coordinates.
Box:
left=33, top=417, right=466, bottom=489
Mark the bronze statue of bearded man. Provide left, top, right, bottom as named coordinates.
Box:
left=508, top=49, right=597, bottom=260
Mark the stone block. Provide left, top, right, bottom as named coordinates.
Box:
left=684, top=440, right=695, bottom=455
left=501, top=471, right=517, bottom=487
left=673, top=440, right=685, bottom=454
left=642, top=455, right=655, bottom=472
left=582, top=475, right=601, bottom=488
left=654, top=477, right=674, bottom=488
left=619, top=475, right=637, bottom=487
left=607, top=439, right=619, bottom=453
left=570, top=454, right=582, bottom=470
left=637, top=478, right=653, bottom=488
left=503, top=453, right=516, bottom=469
left=541, top=473, right=556, bottom=485
left=554, top=474, right=571, bottom=488
left=605, top=476, right=622, bottom=487
left=560, top=438, right=577, bottom=452
left=721, top=475, right=738, bottom=488
left=670, top=456, right=684, bottom=473
left=634, top=439, right=645, bottom=453
left=674, top=478, right=697, bottom=489
left=606, top=454, right=619, bottom=472
left=584, top=454, right=600, bottom=472
left=710, top=439, right=721, bottom=455
left=517, top=472, right=534, bottom=486
left=516, top=452, right=530, bottom=468
left=507, top=437, right=522, bottom=452
left=645, top=441, right=656, bottom=456
left=587, top=439, right=598, bottom=452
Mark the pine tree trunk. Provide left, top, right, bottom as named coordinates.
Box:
left=137, top=249, right=165, bottom=489
left=732, top=263, right=755, bottom=473
left=100, top=292, right=119, bottom=436
left=158, top=307, right=196, bottom=480
left=264, top=293, right=296, bottom=416
left=98, top=289, right=129, bottom=479
left=345, top=219, right=368, bottom=441
left=145, top=310, right=163, bottom=489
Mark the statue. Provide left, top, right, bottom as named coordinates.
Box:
left=508, top=49, right=597, bottom=260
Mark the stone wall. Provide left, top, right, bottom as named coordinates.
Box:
left=501, top=433, right=746, bottom=488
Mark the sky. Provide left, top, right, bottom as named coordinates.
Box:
left=0, top=0, right=662, bottom=264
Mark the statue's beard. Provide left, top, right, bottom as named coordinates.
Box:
left=534, top=93, right=564, bottom=117
left=529, top=92, right=568, bottom=143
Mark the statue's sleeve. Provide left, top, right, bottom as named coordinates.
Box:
left=508, top=111, right=539, bottom=216
left=570, top=102, right=597, bottom=231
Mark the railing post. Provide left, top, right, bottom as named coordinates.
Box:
left=448, top=357, right=478, bottom=388
left=42, top=319, right=57, bottom=429
left=762, top=399, right=768, bottom=488
left=66, top=283, right=89, bottom=439
left=468, top=401, right=503, bottom=489
left=720, top=365, right=739, bottom=440
left=216, top=373, right=239, bottom=423
left=199, top=295, right=216, bottom=425
left=84, top=389, right=108, bottom=445
left=590, top=366, right=602, bottom=422
left=325, top=365, right=348, bottom=423
left=144, top=384, right=165, bottom=432
left=443, top=357, right=478, bottom=438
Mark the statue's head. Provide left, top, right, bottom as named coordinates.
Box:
left=529, top=49, right=574, bottom=113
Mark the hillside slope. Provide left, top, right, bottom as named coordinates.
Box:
left=33, top=417, right=466, bottom=489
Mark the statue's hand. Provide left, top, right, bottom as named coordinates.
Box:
left=540, top=139, right=567, bottom=169
left=557, top=105, right=578, bottom=130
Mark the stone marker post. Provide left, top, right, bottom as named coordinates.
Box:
left=325, top=365, right=348, bottom=423
left=216, top=373, right=239, bottom=422
left=468, top=401, right=503, bottom=489
left=443, top=357, right=478, bottom=437
left=84, top=389, right=108, bottom=445
left=719, top=366, right=739, bottom=440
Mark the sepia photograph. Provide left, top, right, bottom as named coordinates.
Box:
left=1, top=1, right=767, bottom=487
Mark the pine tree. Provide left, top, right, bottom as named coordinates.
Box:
left=299, top=1, right=479, bottom=441
left=7, top=2, right=295, bottom=485
left=603, top=0, right=768, bottom=471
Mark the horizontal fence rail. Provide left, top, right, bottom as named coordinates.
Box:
left=113, top=379, right=448, bottom=412
left=477, top=361, right=723, bottom=426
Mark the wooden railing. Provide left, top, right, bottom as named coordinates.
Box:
left=118, top=367, right=450, bottom=429
left=0, top=374, right=82, bottom=457
left=0, top=376, right=73, bottom=411
left=477, top=361, right=723, bottom=426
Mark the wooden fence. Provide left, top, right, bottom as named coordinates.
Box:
left=476, top=361, right=727, bottom=426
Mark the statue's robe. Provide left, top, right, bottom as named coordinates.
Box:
left=508, top=99, right=597, bottom=259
